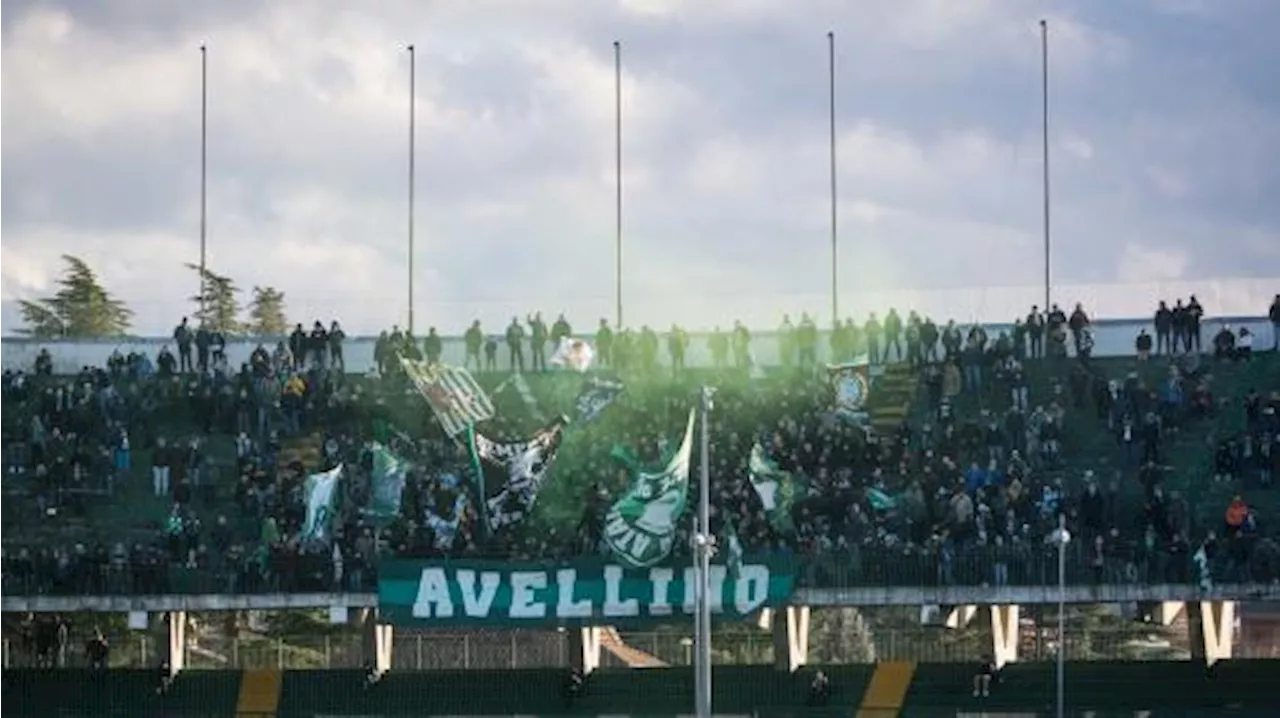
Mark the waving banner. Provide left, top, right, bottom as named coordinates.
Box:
left=470, top=418, right=568, bottom=532
left=303, top=464, right=343, bottom=542
left=605, top=409, right=697, bottom=568
left=400, top=358, right=496, bottom=436
left=366, top=444, right=408, bottom=528
left=748, top=442, right=805, bottom=534
left=576, top=376, right=625, bottom=422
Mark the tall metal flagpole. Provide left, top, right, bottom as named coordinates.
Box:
left=1051, top=513, right=1071, bottom=718
left=1040, top=20, right=1052, bottom=313
left=614, top=40, right=624, bottom=330
left=827, top=31, right=838, bottom=325
left=694, top=387, right=714, bottom=718
left=407, top=44, right=417, bottom=334
left=199, top=45, right=208, bottom=317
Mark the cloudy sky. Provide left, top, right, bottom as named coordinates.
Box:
left=3, top=0, right=1278, bottom=337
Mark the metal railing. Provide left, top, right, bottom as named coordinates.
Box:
left=12, top=621, right=1273, bottom=670
left=5, top=539, right=1271, bottom=598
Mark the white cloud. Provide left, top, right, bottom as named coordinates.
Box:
left=1061, top=135, right=1095, bottom=160
left=2, top=0, right=1277, bottom=335
left=1117, top=243, right=1190, bottom=283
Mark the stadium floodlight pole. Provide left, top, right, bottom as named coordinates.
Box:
left=199, top=44, right=208, bottom=318
left=407, top=43, right=417, bottom=334
left=693, top=386, right=715, bottom=718
left=614, top=40, right=624, bottom=330
left=828, top=31, right=838, bottom=326
left=1050, top=513, right=1071, bottom=718
left=1040, top=19, right=1052, bottom=313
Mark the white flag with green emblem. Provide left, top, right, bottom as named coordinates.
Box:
left=303, top=464, right=343, bottom=542
left=604, top=408, right=697, bottom=568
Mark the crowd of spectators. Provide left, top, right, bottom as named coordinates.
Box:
left=3, top=296, right=1279, bottom=598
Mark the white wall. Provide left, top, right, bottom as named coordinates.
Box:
left=2, top=316, right=1273, bottom=375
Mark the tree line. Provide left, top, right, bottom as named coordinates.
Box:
left=16, top=255, right=291, bottom=339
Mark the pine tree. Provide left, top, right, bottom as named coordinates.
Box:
left=17, top=255, right=133, bottom=338
left=187, top=263, right=243, bottom=335
left=247, top=286, right=289, bottom=336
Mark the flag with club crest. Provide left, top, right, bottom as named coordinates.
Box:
left=604, top=409, right=697, bottom=568
left=827, top=360, right=871, bottom=420
left=303, top=464, right=343, bottom=542
left=466, top=417, right=568, bottom=533
left=575, top=376, right=625, bottom=423
left=748, top=442, right=804, bottom=534
left=400, top=357, right=496, bottom=436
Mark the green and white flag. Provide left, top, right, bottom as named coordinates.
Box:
left=748, top=442, right=804, bottom=534
left=604, top=408, right=697, bottom=568
left=367, top=444, right=408, bottom=528
left=303, top=464, right=343, bottom=542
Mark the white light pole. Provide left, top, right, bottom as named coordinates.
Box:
left=692, top=386, right=716, bottom=718
left=1049, top=513, right=1071, bottom=718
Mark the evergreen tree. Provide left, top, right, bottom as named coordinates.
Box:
left=187, top=263, right=243, bottom=335
left=17, top=255, right=133, bottom=338
left=247, top=286, right=289, bottom=336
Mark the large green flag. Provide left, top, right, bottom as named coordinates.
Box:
left=748, top=442, right=805, bottom=534
left=367, top=443, right=408, bottom=528
left=604, top=408, right=697, bottom=568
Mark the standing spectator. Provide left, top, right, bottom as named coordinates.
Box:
left=1068, top=303, right=1091, bottom=355
left=195, top=324, right=212, bottom=373
left=464, top=321, right=483, bottom=371
left=797, top=313, right=818, bottom=368
left=668, top=325, right=688, bottom=376
left=1154, top=301, right=1173, bottom=355
left=484, top=335, right=499, bottom=372
left=732, top=321, right=751, bottom=369
left=883, top=308, right=904, bottom=363
left=423, top=327, right=442, bottom=365
left=1269, top=294, right=1280, bottom=351
left=329, top=321, right=346, bottom=371
left=309, top=321, right=329, bottom=369
left=1135, top=328, right=1153, bottom=361
left=595, top=319, right=613, bottom=368
left=1025, top=306, right=1045, bottom=359
left=289, top=324, right=307, bottom=371
left=152, top=438, right=172, bottom=499
left=173, top=318, right=193, bottom=374
left=506, top=317, right=526, bottom=372
left=864, top=313, right=881, bottom=364
left=528, top=312, right=548, bottom=372
left=1186, top=295, right=1205, bottom=353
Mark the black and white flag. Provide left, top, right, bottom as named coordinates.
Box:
left=471, top=418, right=568, bottom=532
left=575, top=377, right=624, bottom=423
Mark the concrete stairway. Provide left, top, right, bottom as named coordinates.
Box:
left=598, top=626, right=669, bottom=668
